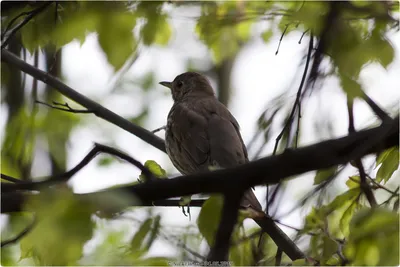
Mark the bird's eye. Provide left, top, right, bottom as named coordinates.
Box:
left=177, top=81, right=184, bottom=88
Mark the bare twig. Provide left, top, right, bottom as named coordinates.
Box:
left=35, top=100, right=95, bottom=114
left=2, top=143, right=155, bottom=192
left=1, top=2, right=54, bottom=49
left=1, top=174, right=22, bottom=183
left=347, top=99, right=377, bottom=207
left=368, top=176, right=399, bottom=195
left=1, top=49, right=166, bottom=153
left=362, top=92, right=393, bottom=122
left=1, top=215, right=36, bottom=247
left=152, top=125, right=167, bottom=133
left=275, top=24, right=289, bottom=55
left=298, top=29, right=309, bottom=44
left=273, top=33, right=313, bottom=155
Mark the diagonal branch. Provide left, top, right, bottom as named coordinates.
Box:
left=3, top=117, right=397, bottom=211
left=347, top=99, right=377, bottom=206
left=273, top=33, right=313, bottom=154
left=1, top=49, right=166, bottom=153
left=1, top=2, right=54, bottom=49
left=1, top=215, right=36, bottom=247
left=362, top=92, right=393, bottom=122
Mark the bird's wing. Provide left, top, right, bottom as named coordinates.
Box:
left=205, top=101, right=263, bottom=211
left=206, top=104, right=248, bottom=167
left=168, top=102, right=211, bottom=173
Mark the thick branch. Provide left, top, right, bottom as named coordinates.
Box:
left=207, top=193, right=242, bottom=262
left=1, top=49, right=166, bottom=153
left=2, top=117, right=397, bottom=214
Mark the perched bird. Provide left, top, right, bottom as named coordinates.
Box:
left=160, top=72, right=304, bottom=261
left=160, top=71, right=262, bottom=213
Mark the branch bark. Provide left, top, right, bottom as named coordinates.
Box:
left=2, top=116, right=397, bottom=214
left=1, top=49, right=166, bottom=153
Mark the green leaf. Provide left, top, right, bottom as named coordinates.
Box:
left=340, top=201, right=358, bottom=237
left=313, top=167, right=337, bottom=185
left=339, top=74, right=364, bottom=100
left=345, top=176, right=360, bottom=189
left=261, top=29, right=273, bottom=43
left=179, top=196, right=192, bottom=206
left=325, top=188, right=360, bottom=213
left=97, top=156, right=114, bottom=167
left=138, top=160, right=167, bottom=182
left=154, top=21, right=172, bottom=46
left=195, top=3, right=254, bottom=64
left=375, top=146, right=399, bottom=183
left=97, top=12, right=136, bottom=70
left=21, top=188, right=94, bottom=265
left=50, top=3, right=98, bottom=49
left=321, top=236, right=338, bottom=264
left=350, top=208, right=398, bottom=241
left=130, top=218, right=153, bottom=255
left=20, top=8, right=55, bottom=52
left=292, top=259, right=309, bottom=266
left=197, top=195, right=224, bottom=246
left=346, top=208, right=399, bottom=265
left=144, top=215, right=161, bottom=251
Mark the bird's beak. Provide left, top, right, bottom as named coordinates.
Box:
left=159, top=81, right=172, bottom=89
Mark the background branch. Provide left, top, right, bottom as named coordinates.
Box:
left=1, top=49, right=166, bottom=153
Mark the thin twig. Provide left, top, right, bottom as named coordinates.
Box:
left=368, top=176, right=399, bottom=195
left=152, top=126, right=166, bottom=133
left=1, top=174, right=22, bottom=183
left=298, top=29, right=309, bottom=44
left=379, top=187, right=399, bottom=206
left=36, top=100, right=94, bottom=114
left=1, top=2, right=54, bottom=49
left=272, top=33, right=313, bottom=155
left=2, top=143, right=155, bottom=192
left=1, top=215, right=36, bottom=247
left=362, top=92, right=393, bottom=122
left=275, top=24, right=289, bottom=55
left=347, top=99, right=377, bottom=207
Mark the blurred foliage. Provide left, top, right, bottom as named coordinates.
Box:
left=138, top=160, right=167, bottom=182
left=1, top=1, right=399, bottom=266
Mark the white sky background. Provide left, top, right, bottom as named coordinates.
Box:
left=2, top=4, right=400, bottom=260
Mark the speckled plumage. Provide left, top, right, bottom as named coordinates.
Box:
left=161, top=72, right=262, bottom=212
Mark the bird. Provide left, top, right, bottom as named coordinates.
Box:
left=160, top=72, right=304, bottom=261
left=159, top=71, right=263, bottom=214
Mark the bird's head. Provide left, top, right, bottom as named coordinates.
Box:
left=160, top=72, right=215, bottom=102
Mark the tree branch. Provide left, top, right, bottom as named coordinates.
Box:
left=347, top=99, right=377, bottom=207
left=273, top=33, right=313, bottom=154
left=207, top=193, right=242, bottom=262
left=2, top=143, right=155, bottom=192
left=35, top=100, right=94, bottom=114
left=1, top=215, right=36, bottom=248
left=3, top=117, right=397, bottom=212
left=1, top=2, right=54, bottom=49
left=1, top=49, right=166, bottom=153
